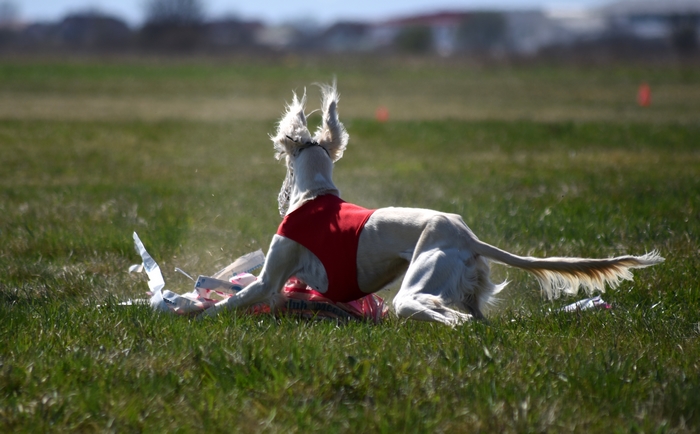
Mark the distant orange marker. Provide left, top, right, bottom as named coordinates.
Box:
left=637, top=83, right=651, bottom=107
left=375, top=106, right=389, bottom=122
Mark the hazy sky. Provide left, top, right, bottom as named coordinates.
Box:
left=16, top=0, right=612, bottom=26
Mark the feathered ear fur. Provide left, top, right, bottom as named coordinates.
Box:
left=313, top=81, right=349, bottom=162
left=271, top=90, right=313, bottom=161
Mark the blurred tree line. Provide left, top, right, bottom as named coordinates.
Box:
left=0, top=0, right=261, bottom=53
left=141, top=0, right=205, bottom=50
left=0, top=0, right=696, bottom=59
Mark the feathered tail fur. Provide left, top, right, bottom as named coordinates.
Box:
left=469, top=240, right=664, bottom=299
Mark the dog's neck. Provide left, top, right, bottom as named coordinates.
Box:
left=282, top=146, right=339, bottom=216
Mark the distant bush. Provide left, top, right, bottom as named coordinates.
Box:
left=671, top=18, right=699, bottom=55
left=140, top=0, right=205, bottom=51
left=394, top=25, right=433, bottom=54
left=457, top=12, right=507, bottom=53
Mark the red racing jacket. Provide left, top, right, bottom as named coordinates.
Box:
left=276, top=194, right=376, bottom=303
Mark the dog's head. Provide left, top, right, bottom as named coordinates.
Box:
left=272, top=82, right=349, bottom=217
left=271, top=82, right=348, bottom=165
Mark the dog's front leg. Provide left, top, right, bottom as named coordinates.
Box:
left=200, top=235, right=302, bottom=318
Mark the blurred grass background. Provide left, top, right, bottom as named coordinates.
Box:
left=0, top=56, right=698, bottom=432
left=0, top=58, right=698, bottom=122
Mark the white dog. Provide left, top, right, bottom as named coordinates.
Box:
left=203, top=83, right=663, bottom=325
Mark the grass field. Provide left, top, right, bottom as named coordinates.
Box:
left=1, top=56, right=699, bottom=432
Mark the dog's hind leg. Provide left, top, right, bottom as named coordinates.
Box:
left=392, top=215, right=478, bottom=326
left=393, top=292, right=472, bottom=325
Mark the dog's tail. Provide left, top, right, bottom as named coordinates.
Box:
left=469, top=240, right=664, bottom=299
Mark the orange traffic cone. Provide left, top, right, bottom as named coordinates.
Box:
left=637, top=83, right=651, bottom=107
left=375, top=106, right=389, bottom=122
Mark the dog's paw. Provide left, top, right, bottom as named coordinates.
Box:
left=447, top=311, right=474, bottom=327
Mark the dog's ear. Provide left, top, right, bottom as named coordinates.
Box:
left=314, top=81, right=349, bottom=162
left=271, top=90, right=313, bottom=160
